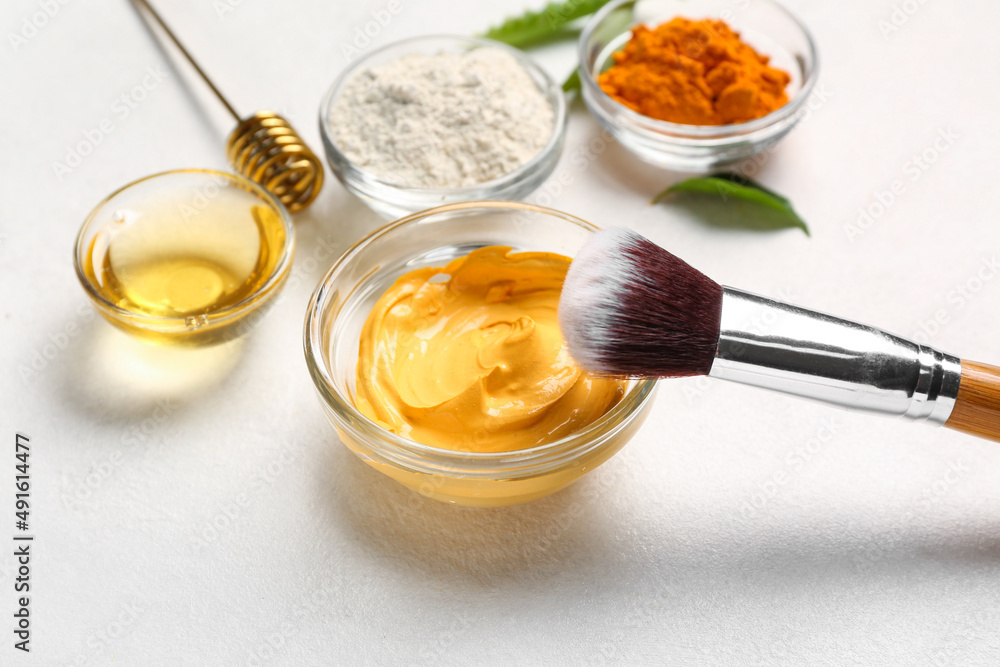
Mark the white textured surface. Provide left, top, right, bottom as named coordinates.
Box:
left=2, top=0, right=1000, bottom=665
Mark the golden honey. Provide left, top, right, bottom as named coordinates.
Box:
left=77, top=170, right=293, bottom=345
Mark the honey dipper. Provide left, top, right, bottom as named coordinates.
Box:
left=129, top=0, right=323, bottom=213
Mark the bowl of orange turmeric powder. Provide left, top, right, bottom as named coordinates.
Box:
left=579, top=0, right=818, bottom=171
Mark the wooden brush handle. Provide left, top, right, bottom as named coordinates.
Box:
left=946, top=360, right=1000, bottom=442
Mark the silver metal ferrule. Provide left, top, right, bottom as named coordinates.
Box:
left=708, top=287, right=962, bottom=424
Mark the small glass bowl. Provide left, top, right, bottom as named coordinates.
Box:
left=74, top=169, right=295, bottom=346
left=318, top=35, right=567, bottom=220
left=579, top=0, right=819, bottom=171
left=304, top=201, right=657, bottom=507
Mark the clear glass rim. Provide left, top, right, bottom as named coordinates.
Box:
left=303, top=200, right=658, bottom=470
left=579, top=0, right=821, bottom=136
left=318, top=34, right=568, bottom=195
left=73, top=168, right=296, bottom=327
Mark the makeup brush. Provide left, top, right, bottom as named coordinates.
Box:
left=558, top=227, right=1000, bottom=442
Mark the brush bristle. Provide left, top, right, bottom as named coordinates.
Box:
left=558, top=227, right=723, bottom=378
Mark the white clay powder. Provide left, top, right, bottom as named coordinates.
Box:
left=328, top=48, right=555, bottom=188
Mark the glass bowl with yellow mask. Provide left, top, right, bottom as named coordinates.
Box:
left=305, top=202, right=657, bottom=507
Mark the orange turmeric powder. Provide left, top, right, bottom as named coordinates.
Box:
left=598, top=18, right=791, bottom=126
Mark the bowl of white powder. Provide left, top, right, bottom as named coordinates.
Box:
left=319, top=35, right=566, bottom=219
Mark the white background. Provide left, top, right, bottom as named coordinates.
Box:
left=3, top=0, right=1000, bottom=664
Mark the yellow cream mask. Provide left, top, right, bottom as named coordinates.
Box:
left=355, top=246, right=626, bottom=452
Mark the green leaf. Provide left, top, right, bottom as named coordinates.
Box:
left=652, top=174, right=810, bottom=236
left=562, top=68, right=581, bottom=93
left=699, top=172, right=790, bottom=205
left=482, top=0, right=613, bottom=48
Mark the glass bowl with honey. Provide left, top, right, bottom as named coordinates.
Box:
left=304, top=201, right=657, bottom=507
left=74, top=169, right=295, bottom=346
